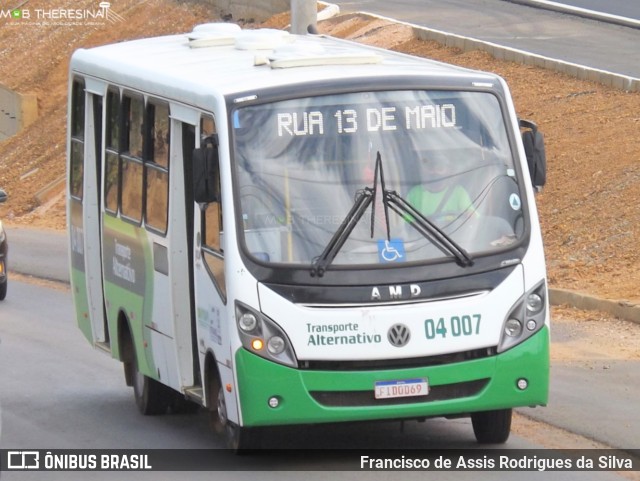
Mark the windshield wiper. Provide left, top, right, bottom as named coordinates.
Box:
left=310, top=152, right=389, bottom=278
left=384, top=190, right=474, bottom=267
left=310, top=151, right=473, bottom=277
left=310, top=186, right=374, bottom=277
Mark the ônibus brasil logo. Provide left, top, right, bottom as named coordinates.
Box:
left=2, top=2, right=125, bottom=24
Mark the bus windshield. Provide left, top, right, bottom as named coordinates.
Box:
left=232, top=90, right=524, bottom=267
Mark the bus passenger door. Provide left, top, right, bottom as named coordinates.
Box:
left=84, top=89, right=108, bottom=346
left=69, top=77, right=108, bottom=346
left=189, top=115, right=234, bottom=412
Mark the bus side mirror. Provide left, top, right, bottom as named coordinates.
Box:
left=0, top=189, right=7, bottom=203
left=519, top=119, right=547, bottom=191
left=193, top=135, right=220, bottom=203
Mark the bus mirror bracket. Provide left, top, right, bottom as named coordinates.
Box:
left=193, top=135, right=220, bottom=203
left=519, top=119, right=547, bottom=191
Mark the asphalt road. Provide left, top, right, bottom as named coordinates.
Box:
left=331, top=0, right=640, bottom=79
left=5, top=226, right=69, bottom=283
left=0, top=278, right=631, bottom=480
left=532, top=361, right=640, bottom=449
left=4, top=227, right=640, bottom=455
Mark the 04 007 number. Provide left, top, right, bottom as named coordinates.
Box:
left=424, top=314, right=481, bottom=340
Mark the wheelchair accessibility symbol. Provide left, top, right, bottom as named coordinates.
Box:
left=378, top=239, right=406, bottom=263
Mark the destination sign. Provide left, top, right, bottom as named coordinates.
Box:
left=275, top=103, right=457, bottom=137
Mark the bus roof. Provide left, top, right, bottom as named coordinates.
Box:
left=70, top=25, right=502, bottom=106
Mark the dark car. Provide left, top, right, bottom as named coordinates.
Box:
left=0, top=188, right=7, bottom=300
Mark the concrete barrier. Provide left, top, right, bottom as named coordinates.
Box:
left=550, top=288, right=640, bottom=325
left=0, top=83, right=38, bottom=140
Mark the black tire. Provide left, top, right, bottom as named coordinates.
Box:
left=0, top=276, right=7, bottom=301
left=471, top=408, right=512, bottom=444
left=168, top=392, right=200, bottom=414
left=226, top=421, right=262, bottom=453
left=131, top=354, right=171, bottom=415
left=208, top=370, right=261, bottom=452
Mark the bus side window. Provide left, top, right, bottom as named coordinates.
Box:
left=204, top=203, right=221, bottom=252
left=125, top=94, right=144, bottom=158
left=200, top=115, right=225, bottom=299
left=120, top=93, right=144, bottom=223
left=201, top=116, right=215, bottom=141
left=69, top=78, right=85, bottom=201
left=144, top=100, right=170, bottom=233
left=104, top=88, right=120, bottom=214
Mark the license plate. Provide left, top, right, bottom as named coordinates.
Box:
left=374, top=378, right=429, bottom=400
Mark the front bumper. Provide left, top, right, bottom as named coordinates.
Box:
left=234, top=326, right=549, bottom=427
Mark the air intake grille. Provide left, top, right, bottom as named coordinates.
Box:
left=299, top=347, right=496, bottom=371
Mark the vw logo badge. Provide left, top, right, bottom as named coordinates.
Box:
left=387, top=324, right=411, bottom=347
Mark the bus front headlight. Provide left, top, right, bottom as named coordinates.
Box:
left=235, top=302, right=298, bottom=368
left=526, top=293, right=544, bottom=315
left=498, top=280, right=547, bottom=353
left=504, top=318, right=523, bottom=337
left=267, top=336, right=286, bottom=355
left=238, top=312, right=258, bottom=332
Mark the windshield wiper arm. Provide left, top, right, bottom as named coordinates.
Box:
left=370, top=151, right=391, bottom=241
left=385, top=190, right=474, bottom=267
left=310, top=187, right=374, bottom=277
left=311, top=151, right=391, bottom=278
left=310, top=151, right=472, bottom=276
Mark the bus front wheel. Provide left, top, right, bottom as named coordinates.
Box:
left=208, top=373, right=261, bottom=452
left=471, top=408, right=512, bottom=444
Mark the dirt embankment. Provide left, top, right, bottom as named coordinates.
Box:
left=1, top=2, right=640, bottom=303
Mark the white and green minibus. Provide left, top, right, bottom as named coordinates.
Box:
left=67, top=24, right=549, bottom=450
